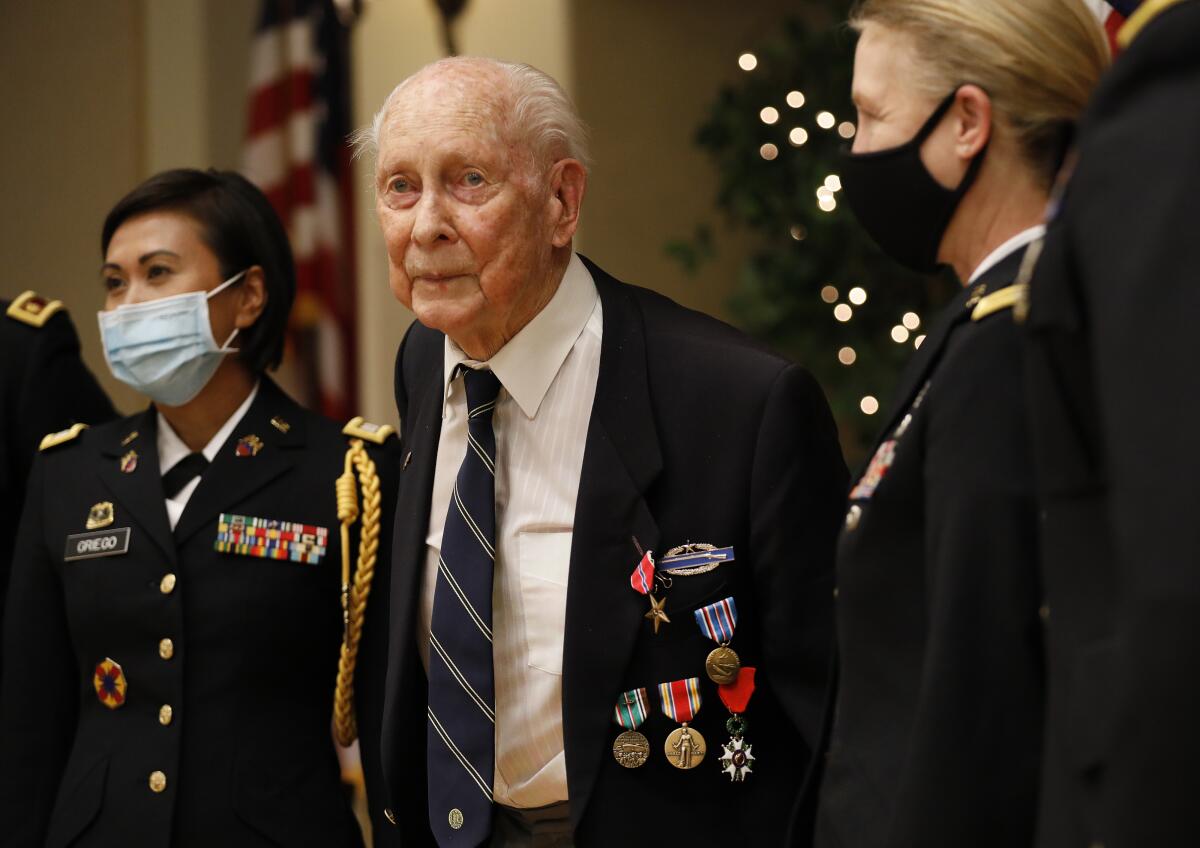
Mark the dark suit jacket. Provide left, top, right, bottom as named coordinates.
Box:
left=1023, top=3, right=1200, bottom=845
left=816, top=249, right=1043, bottom=848
left=0, top=377, right=400, bottom=848
left=368, top=257, right=848, bottom=846
left=0, top=299, right=115, bottom=677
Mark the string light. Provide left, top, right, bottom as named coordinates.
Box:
left=837, top=121, right=856, bottom=139
left=788, top=127, right=809, bottom=146
left=786, top=90, right=805, bottom=108
left=790, top=225, right=808, bottom=241
left=824, top=174, right=842, bottom=192
left=820, top=285, right=839, bottom=303
left=816, top=186, right=834, bottom=201
left=891, top=325, right=910, bottom=343
left=914, top=334, right=926, bottom=349
left=738, top=53, right=758, bottom=71
left=760, top=106, right=780, bottom=125
left=816, top=111, right=836, bottom=129
left=848, top=286, right=867, bottom=305
left=860, top=396, right=880, bottom=415
left=834, top=303, right=853, bottom=322
left=902, top=312, right=920, bottom=330
left=818, top=195, right=837, bottom=212
left=760, top=143, right=779, bottom=161
left=838, top=346, right=857, bottom=365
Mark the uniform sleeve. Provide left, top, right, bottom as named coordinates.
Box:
left=1068, top=60, right=1200, bottom=841
left=0, top=454, right=80, bottom=845
left=748, top=365, right=848, bottom=759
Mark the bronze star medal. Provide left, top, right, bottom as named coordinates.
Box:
left=644, top=593, right=670, bottom=634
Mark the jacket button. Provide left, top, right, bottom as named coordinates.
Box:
left=149, top=770, right=167, bottom=793
left=845, top=505, right=862, bottom=531
left=384, top=807, right=397, bottom=825
left=159, top=638, right=175, bottom=660
left=160, top=573, right=177, bottom=594
left=159, top=704, right=174, bottom=726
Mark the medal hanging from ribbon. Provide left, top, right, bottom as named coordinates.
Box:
left=718, top=666, right=757, bottom=782
left=695, top=596, right=740, bottom=684
left=658, top=677, right=706, bottom=769
left=611, top=688, right=651, bottom=768
left=629, top=550, right=670, bottom=634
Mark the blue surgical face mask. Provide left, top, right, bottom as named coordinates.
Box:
left=98, top=270, right=247, bottom=406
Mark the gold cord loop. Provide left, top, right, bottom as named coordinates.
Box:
left=333, top=438, right=382, bottom=746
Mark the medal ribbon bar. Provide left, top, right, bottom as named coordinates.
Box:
left=658, top=678, right=702, bottom=723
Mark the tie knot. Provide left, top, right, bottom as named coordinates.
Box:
left=461, top=367, right=502, bottom=420
left=162, top=451, right=209, bottom=499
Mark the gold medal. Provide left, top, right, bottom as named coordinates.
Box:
left=706, top=645, right=741, bottom=685
left=612, top=730, right=650, bottom=768
left=664, top=723, right=707, bottom=769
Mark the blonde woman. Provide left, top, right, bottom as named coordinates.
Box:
left=816, top=2, right=1108, bottom=847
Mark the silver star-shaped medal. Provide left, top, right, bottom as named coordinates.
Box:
left=720, top=736, right=755, bottom=782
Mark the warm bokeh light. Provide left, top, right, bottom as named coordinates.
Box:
left=738, top=52, right=758, bottom=71
left=834, top=303, right=853, bottom=322
left=824, top=174, right=842, bottom=192
left=891, top=325, right=910, bottom=344
left=820, top=285, right=839, bottom=303
left=848, top=286, right=867, bottom=305
left=838, top=346, right=857, bottom=365
left=760, top=143, right=779, bottom=161
left=860, top=396, right=880, bottom=415
left=788, top=127, right=808, bottom=146
left=838, top=121, right=856, bottom=139
left=902, top=312, right=920, bottom=330
left=816, top=111, right=836, bottom=129
left=786, top=90, right=806, bottom=108
left=760, top=106, right=780, bottom=125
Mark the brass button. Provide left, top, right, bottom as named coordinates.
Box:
left=1038, top=604, right=1051, bottom=622
left=159, top=638, right=174, bottom=660
left=448, top=808, right=464, bottom=830
left=160, top=573, right=177, bottom=594
left=845, top=505, right=862, bottom=531
left=159, top=704, right=174, bottom=726
left=149, top=770, right=167, bottom=793
left=384, top=807, right=397, bottom=826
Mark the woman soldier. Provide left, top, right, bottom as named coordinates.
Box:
left=0, top=169, right=398, bottom=847
left=816, top=2, right=1108, bottom=847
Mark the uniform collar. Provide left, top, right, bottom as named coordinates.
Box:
left=968, top=225, right=1046, bottom=284
left=156, top=381, right=260, bottom=470
left=441, top=252, right=598, bottom=419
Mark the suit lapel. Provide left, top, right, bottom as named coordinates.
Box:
left=97, top=410, right=176, bottom=565
left=172, top=379, right=305, bottom=546
left=563, top=259, right=663, bottom=827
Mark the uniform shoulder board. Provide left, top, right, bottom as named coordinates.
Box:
left=7, top=290, right=64, bottom=328
left=1119, top=0, right=1187, bottom=49
left=971, top=284, right=1028, bottom=323
left=39, top=422, right=89, bottom=451
left=342, top=416, right=397, bottom=445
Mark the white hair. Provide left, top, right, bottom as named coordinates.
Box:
left=351, top=57, right=591, bottom=172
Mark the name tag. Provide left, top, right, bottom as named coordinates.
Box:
left=64, top=527, right=131, bottom=561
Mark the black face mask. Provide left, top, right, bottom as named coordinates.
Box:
left=839, top=90, right=988, bottom=273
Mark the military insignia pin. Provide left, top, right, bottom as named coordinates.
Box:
left=612, top=688, right=651, bottom=768
left=269, top=416, right=290, bottom=434
left=93, top=657, right=127, bottom=709
left=119, top=450, right=138, bottom=474
left=235, top=434, right=264, bottom=457
left=121, top=430, right=138, bottom=446
left=718, top=667, right=757, bottom=782
left=86, top=501, right=114, bottom=530
left=659, top=677, right=706, bottom=769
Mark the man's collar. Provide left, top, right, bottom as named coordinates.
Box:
left=442, top=252, right=598, bottom=418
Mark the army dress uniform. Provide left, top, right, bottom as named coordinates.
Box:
left=0, top=376, right=401, bottom=847
left=816, top=245, right=1044, bottom=848
left=0, top=292, right=116, bottom=677
left=1023, top=2, right=1200, bottom=845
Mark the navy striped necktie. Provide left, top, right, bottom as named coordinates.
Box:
left=428, top=366, right=503, bottom=846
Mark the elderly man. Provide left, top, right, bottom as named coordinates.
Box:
left=357, top=57, right=847, bottom=848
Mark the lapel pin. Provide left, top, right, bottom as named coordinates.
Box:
left=121, top=431, right=138, bottom=446
left=270, top=416, right=290, bottom=434
left=93, top=657, right=128, bottom=709
left=86, top=501, right=114, bottom=530
left=235, top=434, right=264, bottom=457
left=120, top=450, right=138, bottom=473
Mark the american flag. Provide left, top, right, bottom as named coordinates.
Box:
left=242, top=0, right=359, bottom=420
left=1082, top=0, right=1140, bottom=53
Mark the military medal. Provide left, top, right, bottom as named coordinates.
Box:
left=629, top=550, right=670, bottom=634
left=695, top=596, right=740, bottom=685
left=214, top=513, right=328, bottom=564
left=659, top=543, right=735, bottom=579
left=718, top=666, right=757, bottom=782
left=93, top=657, right=127, bottom=709
left=611, top=687, right=651, bottom=768
left=659, top=677, right=706, bottom=769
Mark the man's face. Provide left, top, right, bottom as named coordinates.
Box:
left=374, top=68, right=560, bottom=357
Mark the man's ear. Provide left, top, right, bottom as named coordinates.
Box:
left=954, top=84, right=992, bottom=161
left=548, top=159, right=587, bottom=248
left=234, top=266, right=268, bottom=330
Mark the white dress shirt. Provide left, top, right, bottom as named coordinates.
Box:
left=418, top=253, right=602, bottom=808
left=967, top=225, right=1046, bottom=284
left=157, top=382, right=259, bottom=530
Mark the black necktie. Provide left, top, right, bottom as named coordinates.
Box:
left=162, top=452, right=209, bottom=499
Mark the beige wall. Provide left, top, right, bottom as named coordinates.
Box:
left=2, top=0, right=794, bottom=423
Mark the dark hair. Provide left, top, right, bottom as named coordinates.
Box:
left=101, top=168, right=295, bottom=373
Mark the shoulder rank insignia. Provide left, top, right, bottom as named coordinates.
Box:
left=39, top=422, right=88, bottom=451
left=343, top=415, right=396, bottom=445
left=6, top=290, right=64, bottom=328
left=971, top=284, right=1028, bottom=323
left=1119, top=0, right=1186, bottom=49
